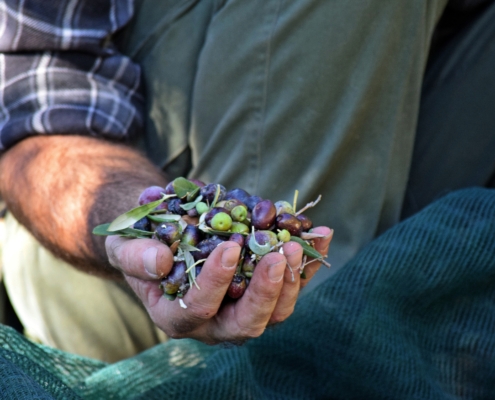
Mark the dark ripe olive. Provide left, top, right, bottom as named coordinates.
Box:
left=155, top=201, right=169, bottom=211
left=138, top=186, right=166, bottom=205
left=246, top=230, right=278, bottom=249
left=200, top=183, right=226, bottom=204
left=187, top=207, right=199, bottom=218
left=276, top=213, right=303, bottom=236
left=229, top=233, right=245, bottom=247
left=155, top=222, right=182, bottom=246
left=209, top=235, right=227, bottom=246
left=133, top=216, right=151, bottom=231
left=161, top=261, right=187, bottom=295
left=167, top=198, right=187, bottom=215
left=192, top=237, right=222, bottom=261
left=164, top=181, right=175, bottom=195
left=181, top=225, right=203, bottom=247
left=195, top=265, right=202, bottom=276
left=297, top=214, right=313, bottom=231
left=274, top=200, right=294, bottom=216
left=224, top=188, right=251, bottom=204
left=189, top=178, right=206, bottom=187
left=205, top=207, right=230, bottom=226
left=227, top=274, right=247, bottom=299
left=241, top=255, right=256, bottom=277
left=251, top=199, right=276, bottom=230
left=245, top=195, right=263, bottom=212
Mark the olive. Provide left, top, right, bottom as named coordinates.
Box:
left=277, top=229, right=291, bottom=242
left=167, top=198, right=187, bottom=215
left=210, top=212, right=232, bottom=231
left=231, top=205, right=248, bottom=222
left=187, top=207, right=199, bottom=218
left=227, top=274, right=247, bottom=299
left=274, top=200, right=294, bottom=216
left=245, top=195, right=263, bottom=212
left=181, top=225, right=203, bottom=247
left=224, top=188, right=251, bottom=204
left=155, top=222, right=182, bottom=246
left=276, top=213, right=302, bottom=236
left=205, top=207, right=230, bottom=226
left=230, top=222, right=249, bottom=234
left=192, top=237, right=222, bottom=261
left=160, top=261, right=187, bottom=295
left=229, top=233, right=245, bottom=247
left=195, top=202, right=209, bottom=215
left=241, top=255, right=256, bottom=277
left=297, top=214, right=313, bottom=231
left=200, top=183, right=226, bottom=204
left=164, top=181, right=175, bottom=195
left=189, top=178, right=206, bottom=187
left=246, top=230, right=278, bottom=249
left=133, top=216, right=151, bottom=232
left=138, top=186, right=166, bottom=205
left=251, top=199, right=276, bottom=230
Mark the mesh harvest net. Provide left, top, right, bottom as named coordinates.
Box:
left=1, top=188, right=495, bottom=399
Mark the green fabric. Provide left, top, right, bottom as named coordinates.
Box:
left=1, top=187, right=495, bottom=399
left=118, top=0, right=449, bottom=280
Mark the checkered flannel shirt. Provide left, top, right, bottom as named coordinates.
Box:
left=0, top=0, right=142, bottom=151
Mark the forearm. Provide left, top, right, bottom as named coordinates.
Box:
left=0, top=135, right=167, bottom=278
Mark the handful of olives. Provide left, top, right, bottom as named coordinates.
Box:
left=93, top=177, right=329, bottom=305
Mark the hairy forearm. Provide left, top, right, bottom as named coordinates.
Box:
left=0, top=135, right=168, bottom=278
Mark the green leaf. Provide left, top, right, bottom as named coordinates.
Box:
left=108, top=197, right=169, bottom=232
left=290, top=236, right=323, bottom=259
left=173, top=177, right=199, bottom=200
left=187, top=187, right=200, bottom=202
left=93, top=223, right=153, bottom=238
left=147, top=214, right=181, bottom=223
left=249, top=229, right=272, bottom=256
left=179, top=243, right=200, bottom=252
left=180, top=195, right=203, bottom=211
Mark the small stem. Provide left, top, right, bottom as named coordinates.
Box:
left=295, top=195, right=322, bottom=216
left=293, top=190, right=299, bottom=213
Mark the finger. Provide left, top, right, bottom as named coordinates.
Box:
left=210, top=251, right=287, bottom=341
left=151, top=241, right=241, bottom=338
left=300, top=226, right=333, bottom=288
left=105, top=235, right=174, bottom=280
left=268, top=241, right=303, bottom=324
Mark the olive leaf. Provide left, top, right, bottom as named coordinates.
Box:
left=180, top=195, right=204, bottom=211
left=179, top=243, right=200, bottom=252
left=172, top=177, right=199, bottom=200
left=249, top=228, right=272, bottom=256
left=147, top=214, right=181, bottom=223
left=93, top=223, right=153, bottom=238
left=289, top=236, right=324, bottom=259
left=107, top=196, right=173, bottom=232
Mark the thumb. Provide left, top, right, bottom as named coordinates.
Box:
left=105, top=235, right=174, bottom=280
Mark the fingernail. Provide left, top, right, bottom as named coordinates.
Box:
left=222, top=246, right=240, bottom=270
left=268, top=260, right=285, bottom=282
left=143, top=247, right=159, bottom=278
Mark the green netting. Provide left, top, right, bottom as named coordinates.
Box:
left=2, top=188, right=495, bottom=399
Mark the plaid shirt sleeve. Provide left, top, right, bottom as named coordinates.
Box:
left=0, top=0, right=143, bottom=151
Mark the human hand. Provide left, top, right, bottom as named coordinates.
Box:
left=105, top=226, right=333, bottom=344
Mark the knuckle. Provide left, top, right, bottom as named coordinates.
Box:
left=269, top=309, right=293, bottom=325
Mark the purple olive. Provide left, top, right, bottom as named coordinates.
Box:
left=245, top=195, right=263, bottom=212
left=251, top=199, right=276, bottom=230
left=225, top=188, right=251, bottom=204
left=181, top=225, right=203, bottom=247
left=245, top=230, right=278, bottom=249
left=227, top=274, right=247, bottom=299
left=133, top=216, right=151, bottom=231
left=274, top=200, right=294, bottom=216
left=155, top=222, right=182, bottom=246
left=276, top=213, right=303, bottom=236
left=167, top=198, right=187, bottom=215
left=217, top=199, right=246, bottom=212
left=138, top=186, right=166, bottom=205
left=229, top=233, right=245, bottom=247
left=200, top=183, right=226, bottom=204
left=189, top=178, right=206, bottom=187
left=160, top=261, right=187, bottom=295
left=187, top=207, right=199, bottom=218
left=297, top=214, right=313, bottom=231
left=164, top=181, right=175, bottom=195
left=192, top=237, right=223, bottom=261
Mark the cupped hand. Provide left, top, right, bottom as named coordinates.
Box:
left=105, top=226, right=333, bottom=344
